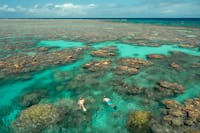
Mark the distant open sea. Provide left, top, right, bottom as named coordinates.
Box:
left=100, top=18, right=200, bottom=28
left=3, top=18, right=199, bottom=28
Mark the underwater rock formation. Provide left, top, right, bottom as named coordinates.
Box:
left=19, top=90, right=47, bottom=107
left=0, top=48, right=84, bottom=78
left=1, top=20, right=200, bottom=47
left=179, top=44, right=196, bottom=48
left=155, top=81, right=185, bottom=96
left=67, top=73, right=100, bottom=90
left=151, top=98, right=200, bottom=133
left=115, top=65, right=138, bottom=75
left=83, top=60, right=111, bottom=72
left=162, top=98, right=200, bottom=126
left=91, top=46, right=117, bottom=57
left=10, top=104, right=65, bottom=133
left=162, top=100, right=181, bottom=109
left=0, top=20, right=200, bottom=133
left=55, top=98, right=78, bottom=110
left=127, top=110, right=152, bottom=133
left=117, top=58, right=153, bottom=69
left=113, top=58, right=152, bottom=76
left=54, top=98, right=91, bottom=128
left=114, top=81, right=145, bottom=95
left=38, top=46, right=49, bottom=52
left=191, top=63, right=200, bottom=68
left=170, top=62, right=182, bottom=70
left=53, top=71, right=74, bottom=82
left=147, top=54, right=165, bottom=59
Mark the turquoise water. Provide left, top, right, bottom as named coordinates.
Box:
left=37, top=40, right=200, bottom=58
left=37, top=40, right=84, bottom=49
left=174, top=83, right=200, bottom=102
left=93, top=41, right=200, bottom=58
left=0, top=40, right=200, bottom=132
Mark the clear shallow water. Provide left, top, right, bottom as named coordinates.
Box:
left=93, top=41, right=200, bottom=58
left=37, top=40, right=200, bottom=58
left=38, top=40, right=84, bottom=49
left=0, top=40, right=200, bottom=132
left=174, top=83, right=200, bottom=102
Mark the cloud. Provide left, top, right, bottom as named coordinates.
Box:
left=28, top=3, right=97, bottom=17
left=0, top=5, right=16, bottom=12
left=54, top=3, right=81, bottom=9
left=16, top=6, right=27, bottom=12
left=0, top=1, right=199, bottom=18
left=149, top=2, right=200, bottom=17
left=97, top=1, right=200, bottom=18
left=0, top=3, right=97, bottom=17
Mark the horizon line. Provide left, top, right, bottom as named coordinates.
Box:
left=0, top=17, right=200, bottom=19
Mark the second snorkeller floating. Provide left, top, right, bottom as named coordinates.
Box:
left=103, top=96, right=117, bottom=110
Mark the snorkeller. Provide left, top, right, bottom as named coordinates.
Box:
left=78, top=97, right=87, bottom=112
left=103, top=96, right=117, bottom=110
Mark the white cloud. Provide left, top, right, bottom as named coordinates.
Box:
left=0, top=2, right=199, bottom=18
left=16, top=6, right=26, bottom=12
left=162, top=9, right=175, bottom=14
left=156, top=2, right=200, bottom=17
left=88, top=4, right=97, bottom=8
left=0, top=3, right=97, bottom=17
left=55, top=3, right=80, bottom=9
left=0, top=5, right=16, bottom=12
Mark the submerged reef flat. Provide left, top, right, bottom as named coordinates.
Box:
left=0, top=48, right=84, bottom=81
left=0, top=19, right=200, bottom=49
left=91, top=46, right=118, bottom=57
left=10, top=104, right=65, bottom=133
left=151, top=98, right=200, bottom=133
left=0, top=19, right=200, bottom=133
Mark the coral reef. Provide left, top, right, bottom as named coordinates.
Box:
left=170, top=62, right=182, bottom=70
left=155, top=81, right=185, bottom=96
left=114, top=66, right=138, bottom=75
left=162, top=98, right=200, bottom=126
left=10, top=104, right=65, bottom=133
left=91, top=46, right=117, bottom=57
left=0, top=48, right=84, bottom=78
left=117, top=58, right=153, bottom=68
left=53, top=71, right=74, bottom=82
left=54, top=98, right=78, bottom=110
left=19, top=90, right=47, bottom=107
left=114, top=80, right=145, bottom=95
left=150, top=98, right=200, bottom=133
left=114, top=58, right=152, bottom=76
left=127, top=110, right=152, bottom=133
left=0, top=20, right=200, bottom=133
left=147, top=54, right=165, bottom=59
left=83, top=60, right=111, bottom=72
left=1, top=20, right=199, bottom=47
left=54, top=98, right=92, bottom=128
left=191, top=63, right=200, bottom=68
left=67, top=73, right=100, bottom=91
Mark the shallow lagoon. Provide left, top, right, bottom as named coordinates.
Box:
left=0, top=39, right=200, bottom=133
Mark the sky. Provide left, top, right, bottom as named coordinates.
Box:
left=0, top=0, right=200, bottom=18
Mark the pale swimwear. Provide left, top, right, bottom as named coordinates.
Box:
left=103, top=97, right=117, bottom=110
left=103, top=97, right=113, bottom=106
left=78, top=98, right=87, bottom=112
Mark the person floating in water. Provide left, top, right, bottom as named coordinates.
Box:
left=103, top=96, right=117, bottom=110
left=78, top=97, right=87, bottom=112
